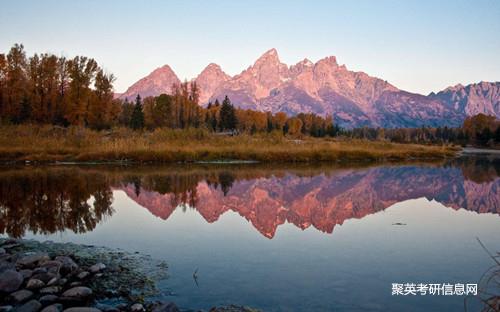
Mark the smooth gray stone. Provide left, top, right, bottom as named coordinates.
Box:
left=61, top=286, right=92, bottom=299
left=39, top=295, right=59, bottom=306
left=17, top=253, right=50, bottom=269
left=9, top=289, right=34, bottom=303
left=17, top=300, right=42, bottom=312
left=41, top=304, right=63, bottom=312
left=89, top=263, right=105, bottom=274
left=26, top=278, right=46, bottom=290
left=0, top=269, right=23, bottom=293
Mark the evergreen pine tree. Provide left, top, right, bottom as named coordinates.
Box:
left=219, top=96, right=237, bottom=131
left=130, top=94, right=144, bottom=130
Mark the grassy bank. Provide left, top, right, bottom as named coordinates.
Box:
left=0, top=125, right=459, bottom=163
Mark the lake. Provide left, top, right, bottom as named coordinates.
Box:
left=1, top=154, right=499, bottom=311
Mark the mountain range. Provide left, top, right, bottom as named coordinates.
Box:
left=119, top=49, right=500, bottom=128
left=120, top=164, right=500, bottom=238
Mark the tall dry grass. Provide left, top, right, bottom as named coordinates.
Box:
left=0, top=125, right=459, bottom=163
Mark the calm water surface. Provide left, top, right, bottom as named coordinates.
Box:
left=1, top=155, right=499, bottom=311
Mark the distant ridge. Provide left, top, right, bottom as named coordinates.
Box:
left=121, top=49, right=500, bottom=128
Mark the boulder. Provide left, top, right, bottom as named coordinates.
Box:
left=17, top=300, right=42, bottom=312
left=39, top=286, right=61, bottom=295
left=17, top=253, right=50, bottom=269
left=26, top=278, right=46, bottom=290
left=40, top=261, right=62, bottom=274
left=39, top=295, right=59, bottom=306
left=41, top=304, right=63, bottom=312
left=61, top=287, right=92, bottom=299
left=32, top=268, right=48, bottom=275
left=31, top=272, right=58, bottom=284
left=9, top=289, right=34, bottom=303
left=54, top=257, right=78, bottom=275
left=0, top=269, right=23, bottom=293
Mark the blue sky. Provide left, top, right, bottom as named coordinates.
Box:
left=1, top=0, right=499, bottom=94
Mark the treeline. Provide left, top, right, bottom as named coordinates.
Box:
left=0, top=44, right=119, bottom=129
left=120, top=89, right=339, bottom=137
left=0, top=44, right=338, bottom=137
left=343, top=114, right=500, bottom=147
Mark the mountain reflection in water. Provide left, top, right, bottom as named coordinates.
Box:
left=0, top=156, right=499, bottom=239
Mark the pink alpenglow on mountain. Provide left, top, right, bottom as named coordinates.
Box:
left=120, top=65, right=180, bottom=100
left=194, top=63, right=231, bottom=104
left=121, top=49, right=500, bottom=128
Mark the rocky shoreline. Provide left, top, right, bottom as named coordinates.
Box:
left=0, top=239, right=258, bottom=312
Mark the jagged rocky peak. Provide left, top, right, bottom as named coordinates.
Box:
left=195, top=63, right=231, bottom=104
left=120, top=64, right=180, bottom=99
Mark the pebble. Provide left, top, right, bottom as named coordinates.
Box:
left=76, top=272, right=90, bottom=280
left=39, top=295, right=59, bottom=306
left=47, top=277, right=59, bottom=286
left=40, top=261, right=62, bottom=274
left=0, top=269, right=23, bottom=293
left=89, top=263, right=106, bottom=274
left=9, top=289, right=34, bottom=303
left=41, top=304, right=63, bottom=312
left=16, top=300, right=42, bottom=312
left=130, top=303, right=144, bottom=312
left=54, top=257, right=78, bottom=275
left=26, top=279, right=46, bottom=290
left=17, top=253, right=50, bottom=269
left=32, top=268, right=48, bottom=275
left=61, top=287, right=93, bottom=299
left=31, top=273, right=58, bottom=284
left=39, top=286, right=61, bottom=295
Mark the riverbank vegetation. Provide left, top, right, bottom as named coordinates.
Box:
left=0, top=125, right=457, bottom=163
left=345, top=114, right=500, bottom=148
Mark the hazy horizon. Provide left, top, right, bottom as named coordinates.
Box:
left=1, top=0, right=499, bottom=94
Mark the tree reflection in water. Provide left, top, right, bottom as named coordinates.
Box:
left=0, top=168, right=114, bottom=238
left=0, top=156, right=499, bottom=239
